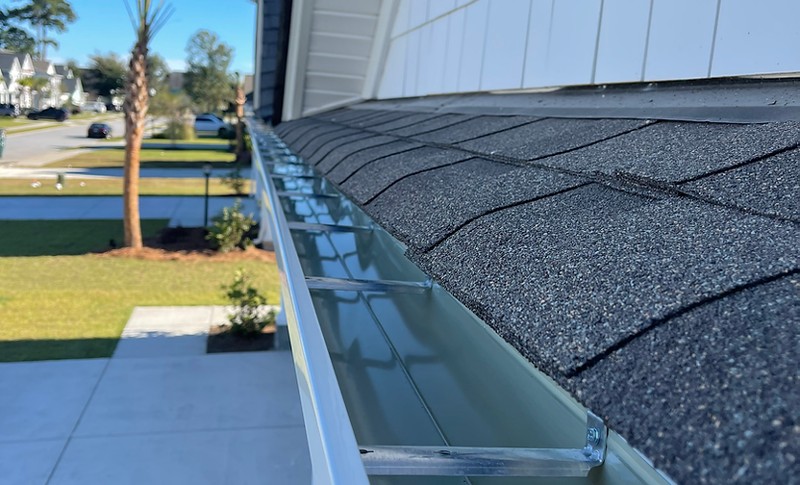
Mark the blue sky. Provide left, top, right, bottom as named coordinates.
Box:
left=42, top=0, right=257, bottom=74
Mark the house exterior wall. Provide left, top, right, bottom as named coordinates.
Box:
left=254, top=0, right=282, bottom=121
left=377, top=0, right=800, bottom=98
left=266, top=0, right=800, bottom=118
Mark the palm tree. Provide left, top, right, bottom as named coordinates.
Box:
left=11, top=0, right=77, bottom=60
left=122, top=0, right=173, bottom=249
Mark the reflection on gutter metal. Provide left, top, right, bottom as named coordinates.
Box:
left=247, top=119, right=370, bottom=485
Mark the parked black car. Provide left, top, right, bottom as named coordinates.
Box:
left=0, top=103, right=20, bottom=117
left=87, top=123, right=112, bottom=139
left=27, top=107, right=69, bottom=121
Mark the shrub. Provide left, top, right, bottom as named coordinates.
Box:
left=221, top=166, right=246, bottom=195
left=206, top=199, right=254, bottom=252
left=161, top=120, right=194, bottom=140
left=223, top=269, right=275, bottom=336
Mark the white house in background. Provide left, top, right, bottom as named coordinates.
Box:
left=54, top=65, right=84, bottom=107
left=0, top=50, right=35, bottom=108
left=0, top=74, right=7, bottom=104
left=32, top=59, right=62, bottom=109
left=0, top=53, right=23, bottom=106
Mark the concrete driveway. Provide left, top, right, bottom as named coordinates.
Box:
left=0, top=306, right=311, bottom=485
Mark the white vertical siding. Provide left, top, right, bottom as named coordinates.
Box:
left=378, top=38, right=406, bottom=98
left=441, top=8, right=465, bottom=93
left=644, top=0, right=718, bottom=81
left=458, top=0, right=488, bottom=92
left=594, top=0, right=651, bottom=83
left=711, top=0, right=800, bottom=77
left=480, top=0, right=530, bottom=91
left=283, top=0, right=800, bottom=113
left=525, top=0, right=603, bottom=87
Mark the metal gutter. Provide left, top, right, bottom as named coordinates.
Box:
left=247, top=117, right=675, bottom=485
left=248, top=121, right=370, bottom=485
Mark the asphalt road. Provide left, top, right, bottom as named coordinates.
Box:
left=0, top=115, right=126, bottom=167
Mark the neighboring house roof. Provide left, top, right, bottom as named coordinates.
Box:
left=61, top=77, right=82, bottom=93
left=53, top=64, right=73, bottom=78
left=0, top=53, right=21, bottom=75
left=273, top=93, right=799, bottom=484
left=33, top=60, right=54, bottom=76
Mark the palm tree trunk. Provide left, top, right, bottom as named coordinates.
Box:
left=123, top=41, right=149, bottom=249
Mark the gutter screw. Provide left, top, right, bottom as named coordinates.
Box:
left=586, top=427, right=601, bottom=446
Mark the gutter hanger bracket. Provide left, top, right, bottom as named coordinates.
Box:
left=306, top=275, right=432, bottom=293
left=288, top=221, right=374, bottom=233
left=359, top=411, right=607, bottom=477
left=276, top=191, right=339, bottom=199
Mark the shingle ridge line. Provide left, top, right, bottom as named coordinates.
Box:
left=377, top=112, right=449, bottom=133
left=305, top=131, right=374, bottom=164
left=293, top=124, right=351, bottom=153
left=441, top=116, right=550, bottom=144
left=362, top=157, right=479, bottom=205
left=336, top=145, right=430, bottom=185
left=281, top=120, right=325, bottom=145
left=421, top=182, right=593, bottom=253
left=333, top=145, right=426, bottom=182
left=327, top=111, right=482, bottom=138
left=300, top=127, right=362, bottom=160
left=322, top=137, right=411, bottom=175
left=566, top=267, right=800, bottom=379
left=611, top=170, right=800, bottom=226
left=675, top=141, right=800, bottom=184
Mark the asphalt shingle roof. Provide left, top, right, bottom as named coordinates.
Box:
left=276, top=103, right=800, bottom=485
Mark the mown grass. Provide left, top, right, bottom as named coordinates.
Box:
left=0, top=177, right=250, bottom=196
left=0, top=219, right=168, bottom=256
left=0, top=117, right=35, bottom=129
left=45, top=147, right=236, bottom=169
left=0, top=219, right=279, bottom=362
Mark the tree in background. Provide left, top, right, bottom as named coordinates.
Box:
left=146, top=53, right=170, bottom=94
left=149, top=89, right=193, bottom=142
left=82, top=52, right=127, bottom=99
left=184, top=30, right=234, bottom=114
left=122, top=0, right=173, bottom=249
left=10, top=0, right=76, bottom=60
left=0, top=8, right=36, bottom=55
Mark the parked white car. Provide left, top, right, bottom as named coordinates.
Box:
left=194, top=113, right=233, bottom=138
left=83, top=101, right=107, bottom=113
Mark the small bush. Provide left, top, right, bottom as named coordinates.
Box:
left=223, top=269, right=275, bottom=336
left=206, top=199, right=254, bottom=252
left=221, top=166, right=246, bottom=195
left=161, top=120, right=194, bottom=140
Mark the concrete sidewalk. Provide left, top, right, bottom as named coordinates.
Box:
left=0, top=196, right=257, bottom=227
left=0, top=167, right=251, bottom=180
left=0, top=306, right=310, bottom=485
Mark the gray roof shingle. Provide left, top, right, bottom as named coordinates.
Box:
left=275, top=102, right=800, bottom=484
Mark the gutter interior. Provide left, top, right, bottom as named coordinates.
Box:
left=264, top=137, right=670, bottom=485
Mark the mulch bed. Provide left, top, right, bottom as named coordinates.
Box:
left=206, top=325, right=276, bottom=353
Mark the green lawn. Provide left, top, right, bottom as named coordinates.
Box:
left=0, top=219, right=168, bottom=256
left=0, top=219, right=279, bottom=362
left=0, top=117, right=35, bottom=129
left=0, top=177, right=250, bottom=196
left=46, top=147, right=236, bottom=169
